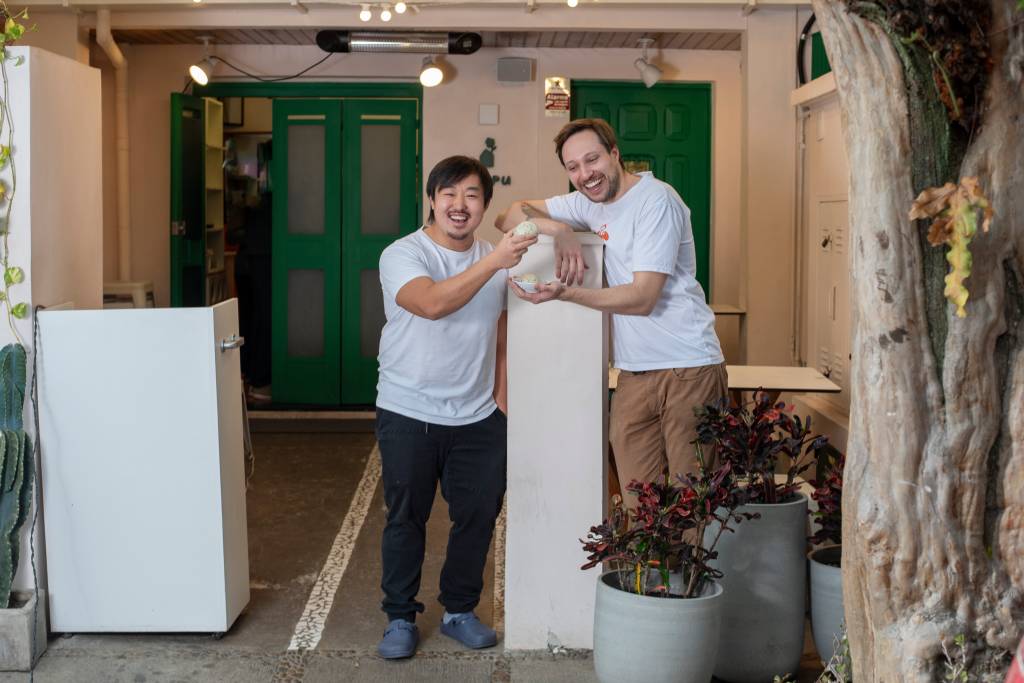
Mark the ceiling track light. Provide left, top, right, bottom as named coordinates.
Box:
left=419, top=56, right=443, bottom=87
left=394, top=1, right=407, bottom=13
left=567, top=0, right=578, bottom=6
left=188, top=36, right=217, bottom=86
left=359, top=3, right=372, bottom=21
left=290, top=0, right=308, bottom=14
left=380, top=4, right=392, bottom=21
left=634, top=37, right=663, bottom=88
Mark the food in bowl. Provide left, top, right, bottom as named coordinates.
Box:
left=511, top=273, right=540, bottom=293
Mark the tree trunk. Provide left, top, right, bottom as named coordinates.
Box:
left=811, top=0, right=1024, bottom=680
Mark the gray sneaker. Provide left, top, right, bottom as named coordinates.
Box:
left=378, top=619, right=418, bottom=659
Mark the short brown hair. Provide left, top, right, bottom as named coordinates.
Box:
left=553, top=118, right=619, bottom=166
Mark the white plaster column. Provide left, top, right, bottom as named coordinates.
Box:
left=504, top=234, right=607, bottom=650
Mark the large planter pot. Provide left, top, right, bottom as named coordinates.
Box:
left=706, top=493, right=807, bottom=683
left=809, top=544, right=844, bottom=664
left=0, top=590, right=47, bottom=671
left=593, top=570, right=722, bottom=683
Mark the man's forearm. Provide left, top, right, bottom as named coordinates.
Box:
left=403, top=255, right=502, bottom=321
left=560, top=283, right=655, bottom=316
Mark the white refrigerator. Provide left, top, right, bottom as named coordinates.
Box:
left=37, top=300, right=250, bottom=632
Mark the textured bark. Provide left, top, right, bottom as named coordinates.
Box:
left=810, top=1, right=1024, bottom=680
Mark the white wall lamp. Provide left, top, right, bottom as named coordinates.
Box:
left=419, top=56, right=443, bottom=87
left=634, top=37, right=662, bottom=88
left=188, top=37, right=217, bottom=86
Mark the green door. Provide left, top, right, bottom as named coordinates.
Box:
left=170, top=93, right=206, bottom=307
left=340, top=100, right=420, bottom=405
left=571, top=81, right=712, bottom=297
left=271, top=100, right=343, bottom=405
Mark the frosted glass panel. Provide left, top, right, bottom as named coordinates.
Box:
left=287, top=269, right=324, bottom=357
left=360, top=269, right=387, bottom=358
left=360, top=125, right=401, bottom=236
left=288, top=124, right=325, bottom=235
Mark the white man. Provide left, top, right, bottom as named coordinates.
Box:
left=496, top=118, right=726, bottom=509
left=375, top=155, right=536, bottom=659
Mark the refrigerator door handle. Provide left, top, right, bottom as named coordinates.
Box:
left=220, top=334, right=245, bottom=352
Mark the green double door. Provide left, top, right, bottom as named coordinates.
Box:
left=572, top=81, right=712, bottom=297
left=271, top=99, right=419, bottom=405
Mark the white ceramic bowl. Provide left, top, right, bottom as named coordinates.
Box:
left=511, top=278, right=539, bottom=293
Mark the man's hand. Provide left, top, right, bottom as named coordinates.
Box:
left=552, top=227, right=587, bottom=286
left=490, top=231, right=537, bottom=270
left=508, top=278, right=565, bottom=305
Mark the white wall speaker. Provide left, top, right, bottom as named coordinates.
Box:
left=496, top=57, right=535, bottom=83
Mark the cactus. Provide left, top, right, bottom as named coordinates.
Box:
left=0, top=343, right=32, bottom=608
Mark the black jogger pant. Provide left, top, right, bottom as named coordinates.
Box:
left=376, top=407, right=507, bottom=623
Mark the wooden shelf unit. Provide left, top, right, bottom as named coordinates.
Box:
left=204, top=97, right=227, bottom=306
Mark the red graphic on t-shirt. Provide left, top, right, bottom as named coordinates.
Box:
left=595, top=224, right=609, bottom=241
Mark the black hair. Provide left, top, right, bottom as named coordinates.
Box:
left=426, top=156, right=494, bottom=222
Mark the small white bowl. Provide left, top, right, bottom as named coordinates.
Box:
left=511, top=278, right=539, bottom=293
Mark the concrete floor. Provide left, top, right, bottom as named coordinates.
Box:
left=2, top=429, right=826, bottom=682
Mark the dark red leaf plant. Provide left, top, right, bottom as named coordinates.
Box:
left=695, top=390, right=830, bottom=504
left=580, top=447, right=754, bottom=599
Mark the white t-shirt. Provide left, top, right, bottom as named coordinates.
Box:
left=376, top=228, right=507, bottom=426
left=546, top=172, right=723, bottom=371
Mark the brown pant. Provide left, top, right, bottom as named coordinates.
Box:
left=610, top=362, right=728, bottom=510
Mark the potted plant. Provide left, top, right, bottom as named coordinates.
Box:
left=581, top=452, right=753, bottom=683
left=696, top=391, right=829, bottom=683
left=808, top=451, right=844, bottom=667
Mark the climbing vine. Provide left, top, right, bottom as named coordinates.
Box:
left=0, top=3, right=30, bottom=344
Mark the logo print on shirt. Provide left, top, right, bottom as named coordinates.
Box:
left=595, top=224, right=610, bottom=241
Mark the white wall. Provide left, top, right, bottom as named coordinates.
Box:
left=15, top=11, right=90, bottom=65
left=2, top=46, right=104, bottom=591
left=742, top=8, right=801, bottom=364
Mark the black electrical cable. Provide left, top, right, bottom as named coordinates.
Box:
left=797, top=13, right=816, bottom=86
left=28, top=305, right=45, bottom=682
left=181, top=51, right=337, bottom=93
left=213, top=52, right=336, bottom=83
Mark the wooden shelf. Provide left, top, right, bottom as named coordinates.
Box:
left=204, top=97, right=227, bottom=305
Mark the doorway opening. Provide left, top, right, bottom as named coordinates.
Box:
left=171, top=83, right=422, bottom=409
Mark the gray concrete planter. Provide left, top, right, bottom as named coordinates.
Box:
left=0, top=590, right=47, bottom=671
left=706, top=493, right=807, bottom=683
left=809, top=545, right=844, bottom=664
left=593, top=571, right=722, bottom=683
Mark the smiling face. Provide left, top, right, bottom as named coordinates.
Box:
left=559, top=129, right=623, bottom=204
left=428, top=173, right=486, bottom=244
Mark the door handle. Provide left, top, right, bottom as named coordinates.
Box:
left=220, top=334, right=245, bottom=352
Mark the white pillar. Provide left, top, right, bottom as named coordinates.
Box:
left=504, top=234, right=607, bottom=650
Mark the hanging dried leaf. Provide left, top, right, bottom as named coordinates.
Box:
left=910, top=182, right=957, bottom=221
left=908, top=176, right=994, bottom=317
